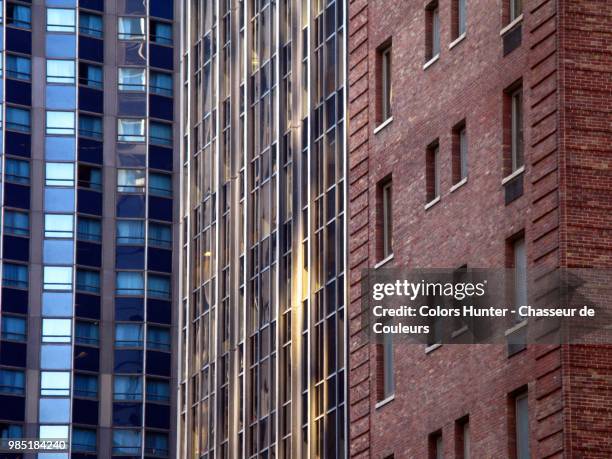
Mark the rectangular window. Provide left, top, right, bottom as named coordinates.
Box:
left=77, top=217, right=101, bottom=242
left=47, top=60, right=75, bottom=84
left=75, top=320, right=99, bottom=345
left=381, top=333, right=394, bottom=399
left=150, top=20, right=172, bottom=45
left=46, top=111, right=75, bottom=135
left=116, top=272, right=144, bottom=296
left=149, top=172, right=172, bottom=197
left=2, top=263, right=28, bottom=289
left=117, top=220, right=145, bottom=245
left=379, top=44, right=392, bottom=122
left=426, top=141, right=440, bottom=203
left=44, top=214, right=74, bottom=238
left=149, top=121, right=173, bottom=146
left=146, top=378, right=170, bottom=402
left=452, top=121, right=468, bottom=184
left=74, top=373, right=98, bottom=398
left=118, top=68, right=146, bottom=92
left=43, top=266, right=73, bottom=290
left=45, top=163, right=75, bottom=187
left=147, top=326, right=170, bottom=351
left=76, top=269, right=100, bottom=294
left=148, top=274, right=171, bottom=300
left=40, top=371, right=70, bottom=396
left=4, top=211, right=29, bottom=236
left=426, top=2, right=440, bottom=61
left=510, top=0, right=523, bottom=22
left=118, top=17, right=145, bottom=40
left=150, top=71, right=173, bottom=96
left=117, top=169, right=146, bottom=193
left=42, top=318, right=71, bottom=343
left=6, top=54, right=31, bottom=81
left=513, top=236, right=527, bottom=319
left=47, top=8, right=75, bottom=33
left=0, top=369, right=25, bottom=395
left=79, top=63, right=103, bottom=89
left=5, top=158, right=30, bottom=184
left=149, top=222, right=172, bottom=249
left=1, top=315, right=26, bottom=341
left=79, top=12, right=103, bottom=38
left=452, top=0, right=467, bottom=39
left=72, top=428, right=97, bottom=453
left=455, top=416, right=470, bottom=459
left=512, top=389, right=530, bottom=459
left=113, top=376, right=143, bottom=401
left=429, top=431, right=444, bottom=459
left=79, top=115, right=103, bottom=140
left=6, top=106, right=30, bottom=133
left=379, top=180, right=393, bottom=259
left=118, top=119, right=145, bottom=142
left=112, top=430, right=142, bottom=455
left=145, top=432, right=169, bottom=457
left=510, top=87, right=523, bottom=172
left=7, top=4, right=31, bottom=29
left=115, top=323, right=143, bottom=348
left=78, top=164, right=102, bottom=190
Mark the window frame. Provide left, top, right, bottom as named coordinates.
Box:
left=46, top=8, right=76, bottom=33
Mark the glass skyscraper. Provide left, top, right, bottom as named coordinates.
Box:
left=0, top=0, right=179, bottom=457
left=179, top=0, right=347, bottom=457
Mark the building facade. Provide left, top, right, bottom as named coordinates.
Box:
left=348, top=0, right=612, bottom=458
left=0, top=0, right=180, bottom=457
left=179, top=0, right=348, bottom=457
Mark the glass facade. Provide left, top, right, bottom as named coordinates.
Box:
left=180, top=0, right=347, bottom=457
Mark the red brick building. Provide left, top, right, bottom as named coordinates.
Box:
left=347, top=0, right=612, bottom=457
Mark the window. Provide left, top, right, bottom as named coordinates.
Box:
left=455, top=416, right=470, bottom=459
left=380, top=333, right=394, bottom=400
left=118, top=119, right=145, bottom=142
left=149, top=173, right=172, bottom=197
left=114, top=376, right=142, bottom=400
left=512, top=236, right=527, bottom=319
left=150, top=71, right=173, bottom=96
left=79, top=12, right=103, bottom=38
left=3, top=263, right=28, bottom=288
left=76, top=269, right=100, bottom=294
left=46, top=163, right=75, bottom=187
left=118, top=17, right=145, bottom=40
left=379, top=44, right=392, bottom=122
left=77, top=217, right=101, bottom=242
left=4, top=211, right=29, bottom=236
left=149, top=121, right=173, bottom=146
left=147, top=326, right=170, bottom=351
left=146, top=378, right=170, bottom=402
left=117, top=169, right=146, bottom=193
left=44, top=214, right=74, bottom=238
left=510, top=0, right=522, bottom=22
left=79, top=115, right=103, bottom=140
left=116, top=272, right=144, bottom=296
left=47, top=60, right=75, bottom=84
left=118, top=68, right=146, bottom=92
left=426, top=141, right=440, bottom=203
left=512, top=390, right=529, bottom=459
left=510, top=86, right=523, bottom=172
left=47, top=8, right=75, bottom=32
left=0, top=369, right=25, bottom=395
left=429, top=430, right=444, bottom=459
left=5, top=158, right=30, bottom=184
left=145, top=432, right=169, bottom=457
left=74, top=373, right=98, bottom=398
left=7, top=4, right=30, bottom=29
left=6, top=106, right=30, bottom=132
left=6, top=54, right=31, bottom=80
left=148, top=274, right=170, bottom=300
left=0, top=425, right=23, bottom=447
left=43, top=266, right=72, bottom=290
left=75, top=321, right=99, bottom=345
left=452, top=0, right=467, bottom=39
left=72, top=428, right=96, bottom=452
left=426, top=2, right=440, bottom=61
left=40, top=371, right=70, bottom=396
left=117, top=220, right=145, bottom=245
left=1, top=316, right=26, bottom=341
left=149, top=222, right=172, bottom=249
left=452, top=122, right=468, bottom=184
left=46, top=111, right=75, bottom=135
left=150, top=20, right=172, bottom=45
left=113, top=430, right=142, bottom=455
left=78, top=164, right=102, bottom=190
left=79, top=63, right=103, bottom=89
left=380, top=180, right=393, bottom=259
left=42, top=319, right=71, bottom=343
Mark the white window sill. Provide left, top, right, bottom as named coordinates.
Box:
left=451, top=325, right=469, bottom=338
left=449, top=32, right=467, bottom=50
left=375, top=394, right=395, bottom=409
left=450, top=177, right=468, bottom=193
left=424, top=196, right=440, bottom=210
left=500, top=14, right=523, bottom=36
left=423, top=54, right=440, bottom=70
left=374, top=117, right=394, bottom=134
left=501, top=165, right=525, bottom=185
left=374, top=253, right=394, bottom=269
left=425, top=342, right=442, bottom=354
left=505, top=319, right=528, bottom=336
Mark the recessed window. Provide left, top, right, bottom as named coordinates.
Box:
left=149, top=222, right=172, bottom=249
left=146, top=378, right=170, bottom=402
left=512, top=236, right=527, bottom=320
left=79, top=115, right=103, bottom=140
left=77, top=217, right=101, bottom=242
left=452, top=0, right=467, bottom=39
left=46, top=8, right=76, bottom=33
left=2, top=263, right=28, bottom=289
left=118, top=119, right=145, bottom=142
left=0, top=369, right=25, bottom=395
left=150, top=71, right=173, bottom=96
left=43, top=266, right=73, bottom=291
left=46, top=111, right=75, bottom=135
left=426, top=2, right=440, bottom=61
left=378, top=44, right=392, bottom=122
left=452, top=121, right=468, bottom=184
left=75, top=320, right=99, bottom=345
left=378, top=179, right=393, bottom=259
left=118, top=17, right=145, bottom=40
left=510, top=86, right=523, bottom=172
left=149, top=121, right=173, bottom=146
left=47, top=60, right=75, bottom=84
left=7, top=4, right=31, bottom=29
left=115, top=323, right=143, bottom=348
left=114, top=375, right=143, bottom=401
left=6, top=106, right=30, bottom=133
left=455, top=416, right=470, bottom=459
left=426, top=141, right=440, bottom=203
left=42, top=318, right=72, bottom=343
left=117, top=169, right=146, bottom=193
left=74, top=373, right=98, bottom=398
left=116, top=271, right=145, bottom=296
left=72, top=428, right=97, bottom=453
left=510, top=0, right=522, bottom=22
left=44, top=214, right=74, bottom=238
left=79, top=63, right=103, bottom=89
left=379, top=333, right=394, bottom=400
left=4, top=211, right=29, bottom=237
left=117, top=220, right=145, bottom=245
left=429, top=430, right=443, bottom=459
left=78, top=164, right=102, bottom=190
left=147, top=326, right=170, bottom=351
left=76, top=269, right=100, bottom=294
left=1, top=315, right=27, bottom=341
left=148, top=274, right=171, bottom=300
left=112, top=430, right=142, bottom=455
left=79, top=12, right=103, bottom=38
left=150, top=20, right=172, bottom=45
left=149, top=172, right=172, bottom=197
left=45, top=162, right=75, bottom=187
left=40, top=371, right=70, bottom=396
left=5, top=158, right=30, bottom=184
left=118, top=68, right=146, bottom=92
left=511, top=389, right=529, bottom=459
left=145, top=432, right=169, bottom=457
left=6, top=54, right=31, bottom=81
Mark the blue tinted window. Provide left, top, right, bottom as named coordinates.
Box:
left=150, top=71, right=172, bottom=96
left=147, top=326, right=170, bottom=351
left=4, top=211, right=29, bottom=236
left=1, top=315, right=27, bottom=341
left=0, top=369, right=25, bottom=395
left=117, top=220, right=145, bottom=245
left=146, top=378, right=170, bottom=402
left=76, top=269, right=100, bottom=294
left=149, top=173, right=172, bottom=197
left=148, top=222, right=172, bottom=249
left=115, top=323, right=143, bottom=348
left=116, top=272, right=144, bottom=296
left=150, top=21, right=172, bottom=45
left=6, top=54, right=31, bottom=80
left=7, top=4, right=30, bottom=29
left=72, top=428, right=97, bottom=452
left=2, top=263, right=28, bottom=289
left=79, top=12, right=103, bottom=38
left=79, top=62, right=103, bottom=89
left=147, top=274, right=170, bottom=300
left=6, top=107, right=30, bottom=132
left=5, top=158, right=30, bottom=184
left=112, top=430, right=141, bottom=455
left=113, top=376, right=142, bottom=401
left=75, top=321, right=99, bottom=346
left=77, top=217, right=101, bottom=242
left=74, top=373, right=98, bottom=398
left=149, top=121, right=172, bottom=146
left=79, top=114, right=103, bottom=139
